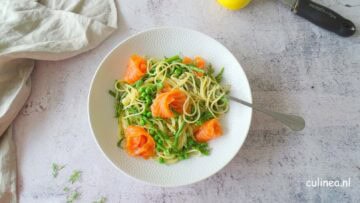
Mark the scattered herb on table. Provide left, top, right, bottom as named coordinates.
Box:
left=93, top=196, right=107, bottom=203
left=51, top=164, right=106, bottom=202
left=52, top=163, right=65, bottom=178
left=66, top=190, right=80, bottom=203
left=69, top=170, right=82, bottom=184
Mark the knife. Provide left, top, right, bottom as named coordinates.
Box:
left=281, top=0, right=356, bottom=37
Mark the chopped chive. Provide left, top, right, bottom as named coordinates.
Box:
left=165, top=55, right=180, bottom=63
left=116, top=138, right=124, bottom=148
left=173, top=122, right=185, bottom=148
left=207, top=65, right=215, bottom=77
left=215, top=67, right=224, bottom=83
left=108, top=90, right=116, bottom=97
left=134, top=79, right=143, bottom=88
left=188, top=65, right=205, bottom=73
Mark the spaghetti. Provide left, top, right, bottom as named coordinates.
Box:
left=109, top=55, right=230, bottom=164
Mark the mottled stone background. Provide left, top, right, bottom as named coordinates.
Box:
left=13, top=0, right=360, bottom=202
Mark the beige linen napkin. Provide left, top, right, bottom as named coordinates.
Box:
left=0, top=0, right=117, bottom=202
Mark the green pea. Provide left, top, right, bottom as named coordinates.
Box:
left=139, top=119, right=145, bottom=125
left=145, top=88, right=152, bottom=94
left=149, top=129, right=155, bottom=135
left=157, top=141, right=163, bottom=147
left=159, top=157, right=165, bottom=164
left=157, top=82, right=164, bottom=89
left=146, top=98, right=152, bottom=105
left=139, top=87, right=145, bottom=93
left=174, top=68, right=182, bottom=76
left=158, top=139, right=163, bottom=145
left=141, top=92, right=147, bottom=98
left=146, top=111, right=152, bottom=118
left=135, top=80, right=143, bottom=88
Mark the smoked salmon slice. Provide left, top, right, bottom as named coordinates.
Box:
left=194, top=56, right=206, bottom=77
left=194, top=118, right=223, bottom=142
left=125, top=126, right=155, bottom=159
left=182, top=56, right=192, bottom=64
left=124, top=55, right=147, bottom=84
left=194, top=56, right=205, bottom=69
left=159, top=82, right=172, bottom=93
left=151, top=89, right=187, bottom=118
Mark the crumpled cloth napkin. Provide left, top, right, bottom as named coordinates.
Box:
left=0, top=0, right=117, bottom=202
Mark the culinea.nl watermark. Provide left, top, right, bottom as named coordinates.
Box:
left=306, top=178, right=351, bottom=188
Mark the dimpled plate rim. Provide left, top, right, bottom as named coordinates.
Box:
left=88, top=27, right=252, bottom=187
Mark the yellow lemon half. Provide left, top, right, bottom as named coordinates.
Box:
left=217, top=0, right=252, bottom=10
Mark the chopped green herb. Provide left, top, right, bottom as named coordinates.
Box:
left=69, top=170, right=82, bottom=184
left=108, top=55, right=229, bottom=164
left=66, top=190, right=80, bottom=203
left=134, top=79, right=144, bottom=88
left=93, top=196, right=107, bottom=203
left=188, top=65, right=205, bottom=73
left=63, top=187, right=70, bottom=192
left=173, top=122, right=186, bottom=148
left=164, top=55, right=180, bottom=63
left=108, top=90, right=116, bottom=97
left=215, top=67, right=224, bottom=83
left=196, top=111, right=214, bottom=126
left=116, top=138, right=124, bottom=149
left=207, top=65, right=215, bottom=77
left=52, top=163, right=65, bottom=178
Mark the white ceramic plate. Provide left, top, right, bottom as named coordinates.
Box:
left=88, top=27, right=252, bottom=187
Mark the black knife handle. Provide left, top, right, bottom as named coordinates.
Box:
left=293, top=0, right=356, bottom=37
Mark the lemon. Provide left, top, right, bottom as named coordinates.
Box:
left=217, top=0, right=252, bottom=10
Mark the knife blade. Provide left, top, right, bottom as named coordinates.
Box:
left=280, top=0, right=356, bottom=37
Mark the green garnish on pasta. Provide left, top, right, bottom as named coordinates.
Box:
left=109, top=54, right=230, bottom=164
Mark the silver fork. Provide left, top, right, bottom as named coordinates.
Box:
left=230, top=96, right=305, bottom=131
